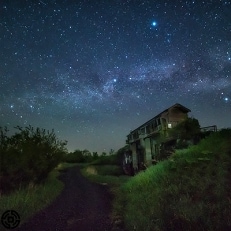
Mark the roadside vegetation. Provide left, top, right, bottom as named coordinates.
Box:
left=79, top=148, right=131, bottom=230
left=118, top=129, right=231, bottom=231
left=0, top=125, right=67, bottom=194
left=0, top=125, right=127, bottom=229
left=0, top=163, right=77, bottom=230
left=0, top=125, right=69, bottom=228
left=81, top=155, right=129, bottom=187
left=81, top=127, right=231, bottom=231
left=2, top=123, right=230, bottom=231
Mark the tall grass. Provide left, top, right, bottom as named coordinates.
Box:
left=91, top=154, right=119, bottom=165
left=0, top=163, right=77, bottom=230
left=119, top=129, right=231, bottom=231
left=93, top=164, right=124, bottom=176
left=81, top=164, right=129, bottom=187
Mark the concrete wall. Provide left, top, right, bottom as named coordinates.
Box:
left=130, top=143, right=138, bottom=170
left=168, top=107, right=188, bottom=122
left=150, top=138, right=158, bottom=157
left=144, top=138, right=152, bottom=166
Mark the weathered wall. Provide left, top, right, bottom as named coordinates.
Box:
left=144, top=138, right=152, bottom=166
left=168, top=107, right=188, bottom=123
left=130, top=143, right=138, bottom=169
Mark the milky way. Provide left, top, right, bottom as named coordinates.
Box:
left=1, top=0, right=231, bottom=153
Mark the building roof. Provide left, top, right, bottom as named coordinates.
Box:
left=129, top=103, right=191, bottom=134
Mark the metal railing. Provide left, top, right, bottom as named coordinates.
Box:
left=200, top=125, right=217, bottom=132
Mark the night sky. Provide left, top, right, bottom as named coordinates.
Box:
left=1, top=0, right=231, bottom=153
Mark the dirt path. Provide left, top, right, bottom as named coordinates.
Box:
left=16, top=166, right=113, bottom=231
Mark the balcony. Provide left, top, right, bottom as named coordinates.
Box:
left=146, top=125, right=162, bottom=134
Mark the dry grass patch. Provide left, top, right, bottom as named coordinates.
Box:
left=85, top=166, right=98, bottom=175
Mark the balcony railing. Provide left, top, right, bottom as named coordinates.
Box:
left=200, top=125, right=217, bottom=132
left=128, top=123, right=173, bottom=142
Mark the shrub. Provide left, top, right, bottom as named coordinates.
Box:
left=90, top=146, right=129, bottom=167
left=65, top=149, right=96, bottom=163
left=91, top=154, right=118, bottom=165
left=169, top=117, right=200, bottom=141
left=0, top=125, right=67, bottom=194
left=65, top=149, right=85, bottom=163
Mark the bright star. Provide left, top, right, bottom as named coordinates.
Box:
left=151, top=21, right=157, bottom=27
left=224, top=97, right=229, bottom=102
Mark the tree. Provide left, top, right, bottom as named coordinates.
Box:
left=82, top=149, right=91, bottom=156
left=0, top=125, right=67, bottom=193
left=169, top=117, right=200, bottom=148
left=92, top=152, right=98, bottom=159
left=109, top=149, right=115, bottom=155
left=66, top=149, right=84, bottom=163
left=82, top=149, right=93, bottom=162
left=101, top=152, right=107, bottom=156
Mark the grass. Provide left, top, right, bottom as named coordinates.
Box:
left=81, top=164, right=130, bottom=187
left=81, top=164, right=131, bottom=229
left=119, top=129, right=231, bottom=231
left=0, top=162, right=76, bottom=230
left=91, top=154, right=119, bottom=165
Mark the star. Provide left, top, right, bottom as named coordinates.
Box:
left=1, top=1, right=230, bottom=153
left=151, top=21, right=157, bottom=27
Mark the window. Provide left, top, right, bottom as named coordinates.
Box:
left=168, top=123, right=172, bottom=128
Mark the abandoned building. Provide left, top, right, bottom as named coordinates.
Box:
left=124, top=103, right=191, bottom=174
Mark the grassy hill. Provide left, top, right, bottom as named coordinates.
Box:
left=119, top=129, right=231, bottom=231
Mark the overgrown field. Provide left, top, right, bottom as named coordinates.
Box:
left=119, top=129, right=231, bottom=231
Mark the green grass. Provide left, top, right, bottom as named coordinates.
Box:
left=91, top=154, right=119, bottom=165
left=93, top=164, right=124, bottom=176
left=81, top=164, right=129, bottom=187
left=81, top=164, right=130, bottom=228
left=119, top=129, right=231, bottom=231
left=57, top=162, right=80, bottom=170
left=0, top=162, right=76, bottom=230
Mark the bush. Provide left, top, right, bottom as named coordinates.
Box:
left=91, top=154, right=118, bottom=165
left=169, top=117, right=200, bottom=141
left=121, top=129, right=231, bottom=231
left=65, top=149, right=96, bottom=163
left=0, top=125, right=67, bottom=194
left=65, top=150, right=85, bottom=163
left=92, top=146, right=129, bottom=166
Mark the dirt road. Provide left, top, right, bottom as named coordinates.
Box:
left=16, top=166, right=113, bottom=231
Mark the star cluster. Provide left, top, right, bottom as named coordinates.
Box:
left=1, top=0, right=231, bottom=153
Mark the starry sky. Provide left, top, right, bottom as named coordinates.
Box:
left=1, top=0, right=231, bottom=153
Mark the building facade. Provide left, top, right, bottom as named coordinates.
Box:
left=125, top=103, right=191, bottom=172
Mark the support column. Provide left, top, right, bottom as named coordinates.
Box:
left=130, top=142, right=138, bottom=170
left=144, top=138, right=152, bottom=166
